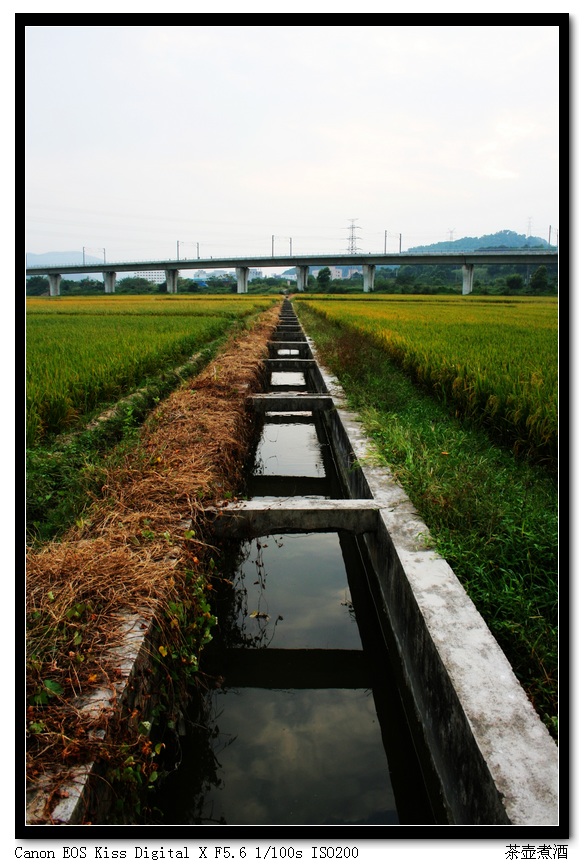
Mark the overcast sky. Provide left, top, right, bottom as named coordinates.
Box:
left=25, top=24, right=559, bottom=266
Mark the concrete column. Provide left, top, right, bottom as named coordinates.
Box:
left=363, top=263, right=376, bottom=293
left=462, top=263, right=474, bottom=295
left=165, top=269, right=178, bottom=294
left=103, top=271, right=116, bottom=294
left=236, top=266, right=249, bottom=294
left=295, top=265, right=309, bottom=292
left=48, top=273, right=62, bottom=296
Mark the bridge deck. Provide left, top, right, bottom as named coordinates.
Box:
left=26, top=250, right=558, bottom=276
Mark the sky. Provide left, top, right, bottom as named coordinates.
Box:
left=24, top=24, right=560, bottom=271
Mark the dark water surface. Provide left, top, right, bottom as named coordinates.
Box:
left=222, top=533, right=360, bottom=650
left=253, top=423, right=326, bottom=479
left=164, top=686, right=398, bottom=826
left=154, top=531, right=436, bottom=825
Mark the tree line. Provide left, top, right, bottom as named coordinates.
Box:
left=26, top=264, right=557, bottom=297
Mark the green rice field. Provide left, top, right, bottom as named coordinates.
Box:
left=296, top=295, right=557, bottom=464
left=26, top=295, right=275, bottom=445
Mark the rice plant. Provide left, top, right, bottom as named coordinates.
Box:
left=297, top=295, right=557, bottom=465
left=26, top=296, right=275, bottom=444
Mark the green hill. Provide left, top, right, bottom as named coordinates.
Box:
left=406, top=229, right=553, bottom=253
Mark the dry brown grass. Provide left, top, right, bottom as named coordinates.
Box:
left=25, top=304, right=280, bottom=815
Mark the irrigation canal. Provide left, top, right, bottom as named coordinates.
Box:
left=151, top=301, right=441, bottom=825
left=150, top=299, right=558, bottom=827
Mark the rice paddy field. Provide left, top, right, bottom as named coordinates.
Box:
left=26, top=295, right=276, bottom=445
left=295, top=294, right=558, bottom=465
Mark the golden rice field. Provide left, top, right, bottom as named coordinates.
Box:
left=26, top=295, right=276, bottom=445
left=296, top=295, right=558, bottom=463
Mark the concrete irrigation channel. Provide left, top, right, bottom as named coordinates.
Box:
left=195, top=298, right=559, bottom=827
left=28, top=298, right=558, bottom=827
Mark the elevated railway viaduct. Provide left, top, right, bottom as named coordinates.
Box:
left=26, top=250, right=558, bottom=296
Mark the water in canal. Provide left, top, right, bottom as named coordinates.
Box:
left=154, top=525, right=436, bottom=825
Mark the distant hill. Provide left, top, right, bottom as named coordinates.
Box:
left=280, top=230, right=553, bottom=266
left=26, top=251, right=104, bottom=282
left=406, top=229, right=553, bottom=253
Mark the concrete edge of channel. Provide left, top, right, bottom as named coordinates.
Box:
left=26, top=609, right=159, bottom=825
left=302, top=327, right=559, bottom=827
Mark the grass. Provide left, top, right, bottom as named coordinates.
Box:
left=26, top=339, right=219, bottom=545
left=295, top=301, right=558, bottom=738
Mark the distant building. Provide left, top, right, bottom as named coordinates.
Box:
left=283, top=265, right=362, bottom=281
left=135, top=271, right=165, bottom=284
left=311, top=265, right=362, bottom=279
left=185, top=268, right=235, bottom=280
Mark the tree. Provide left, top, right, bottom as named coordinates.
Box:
left=529, top=265, right=549, bottom=295
left=26, top=276, right=49, bottom=296
left=505, top=274, right=524, bottom=295
left=395, top=266, right=416, bottom=287
left=61, top=278, right=103, bottom=296
left=116, top=277, right=157, bottom=294
left=316, top=267, right=331, bottom=291
left=206, top=275, right=237, bottom=293
left=177, top=277, right=196, bottom=293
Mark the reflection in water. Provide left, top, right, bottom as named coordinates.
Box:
left=270, top=371, right=307, bottom=388
left=158, top=687, right=398, bottom=826
left=223, top=533, right=359, bottom=650
left=253, top=423, right=326, bottom=477
left=151, top=532, right=426, bottom=825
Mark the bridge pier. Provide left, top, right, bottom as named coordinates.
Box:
left=462, top=264, right=474, bottom=295
left=103, top=271, right=116, bottom=294
left=363, top=263, right=376, bottom=293
left=295, top=265, right=309, bottom=292
left=236, top=266, right=249, bottom=294
left=165, top=269, right=178, bottom=294
left=48, top=273, right=62, bottom=296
